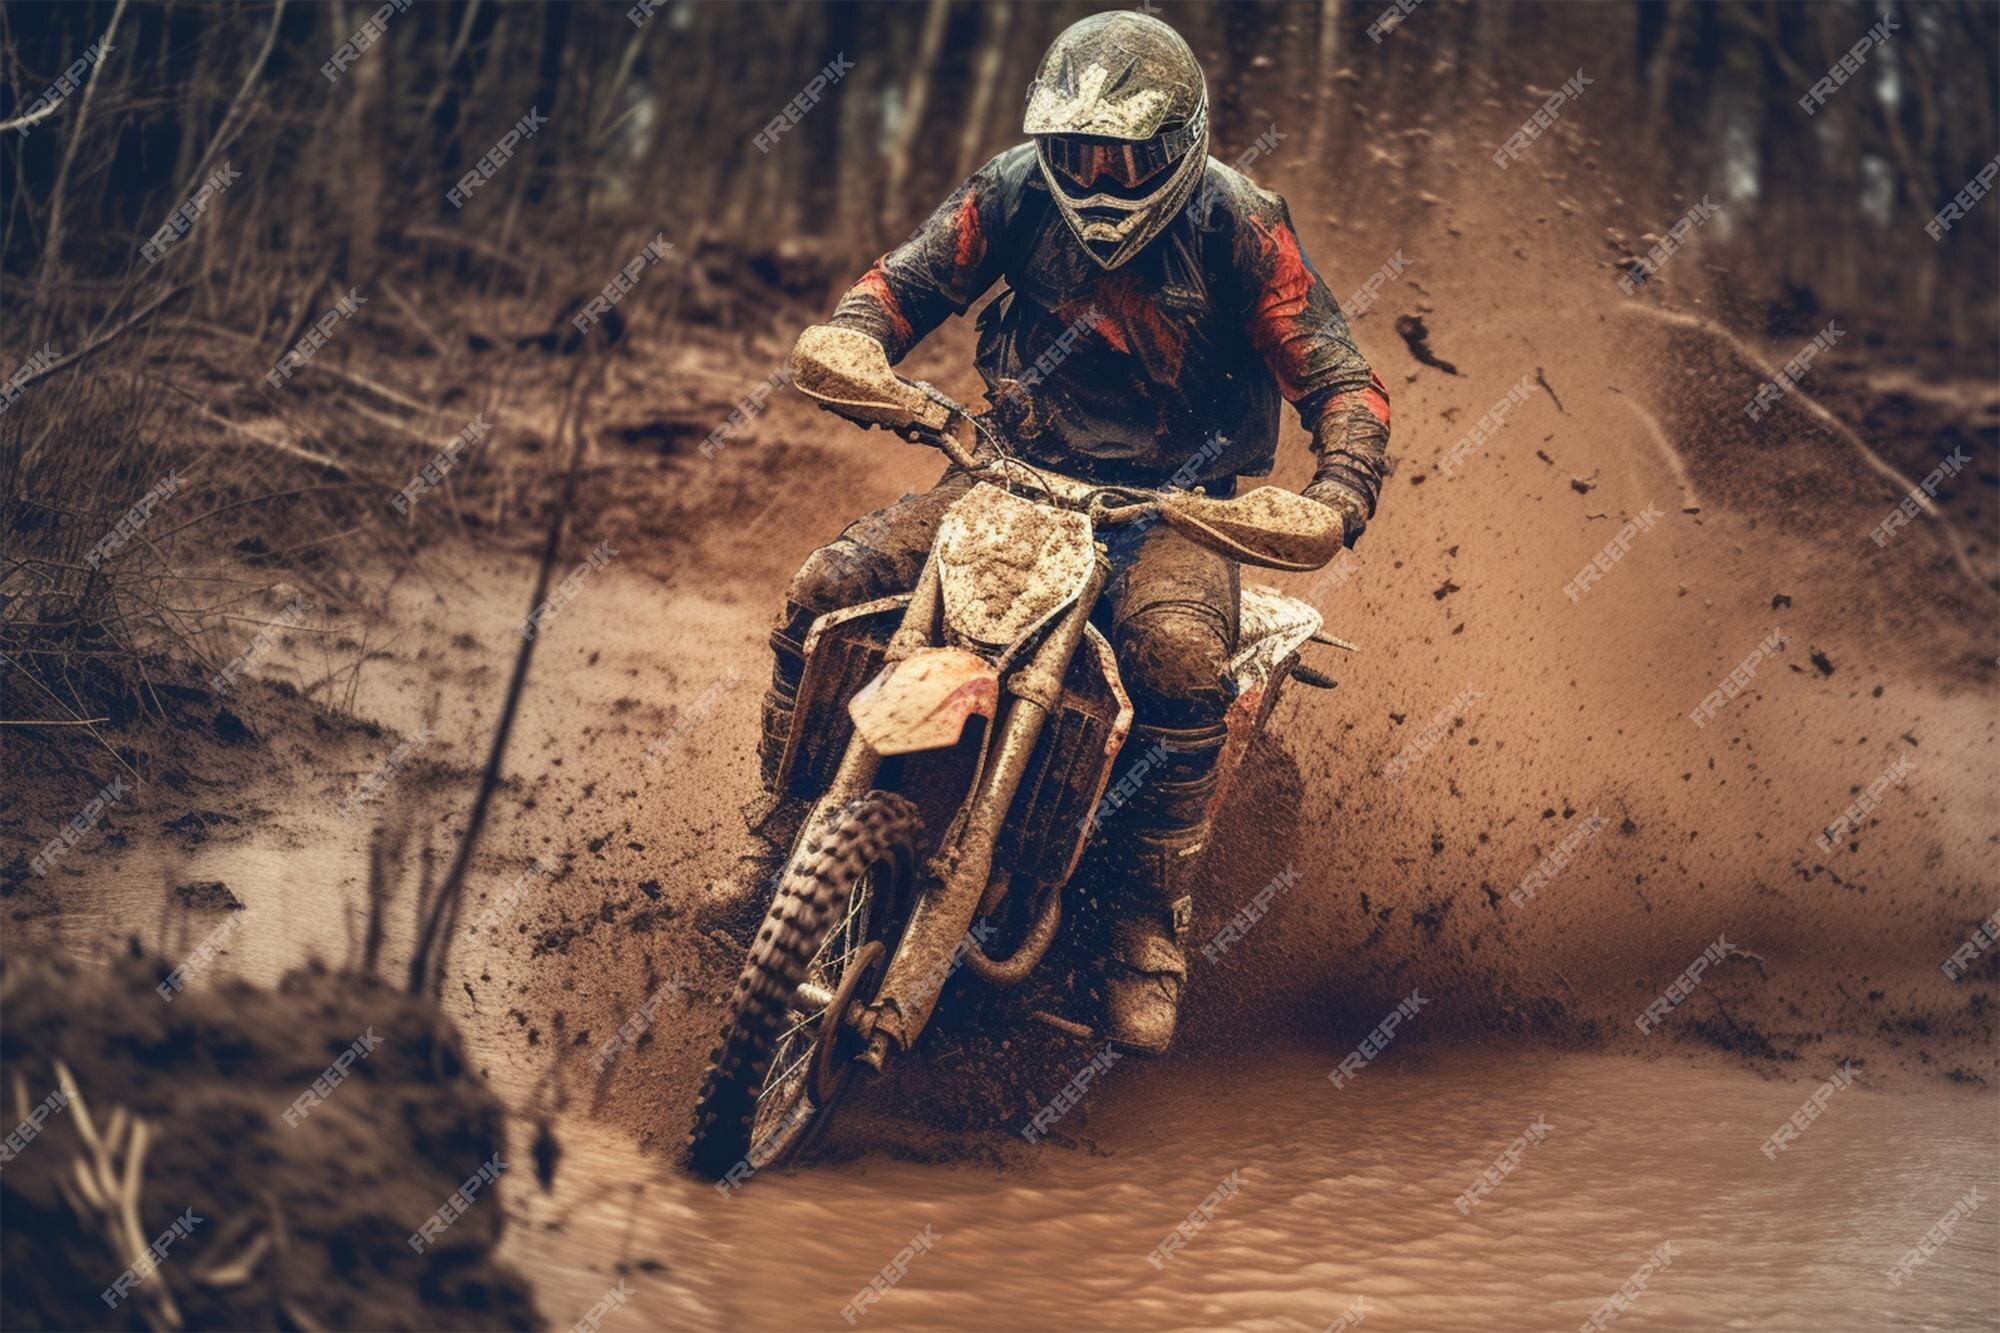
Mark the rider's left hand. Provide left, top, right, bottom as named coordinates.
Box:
left=1300, top=480, right=1362, bottom=549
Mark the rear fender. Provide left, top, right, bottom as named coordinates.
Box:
left=1205, top=585, right=1326, bottom=824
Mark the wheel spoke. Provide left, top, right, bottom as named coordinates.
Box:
left=810, top=883, right=870, bottom=982
left=756, top=1040, right=812, bottom=1112
left=691, top=792, right=918, bottom=1182
left=761, top=869, right=880, bottom=1114
left=772, top=1002, right=824, bottom=1049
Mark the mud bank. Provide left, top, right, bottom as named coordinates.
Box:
left=0, top=949, right=537, bottom=1331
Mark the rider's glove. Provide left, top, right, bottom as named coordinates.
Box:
left=1303, top=388, right=1389, bottom=548
left=1301, top=476, right=1363, bottom=549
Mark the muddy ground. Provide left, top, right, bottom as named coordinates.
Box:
left=5, top=83, right=1998, bottom=1327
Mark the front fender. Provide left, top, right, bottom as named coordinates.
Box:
left=848, top=647, right=999, bottom=756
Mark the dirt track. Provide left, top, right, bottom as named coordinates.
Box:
left=8, top=128, right=1996, bottom=1178
left=218, top=177, right=1992, bottom=1191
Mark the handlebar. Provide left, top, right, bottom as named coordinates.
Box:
left=900, top=382, right=1181, bottom=523
left=789, top=324, right=1343, bottom=571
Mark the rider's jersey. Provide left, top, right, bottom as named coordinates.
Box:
left=828, top=143, right=1389, bottom=496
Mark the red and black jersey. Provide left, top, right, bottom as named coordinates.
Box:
left=828, top=143, right=1389, bottom=524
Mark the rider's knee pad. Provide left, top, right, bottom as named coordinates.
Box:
left=1113, top=600, right=1233, bottom=723
left=784, top=538, right=884, bottom=616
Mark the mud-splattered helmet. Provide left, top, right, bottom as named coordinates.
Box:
left=1024, top=11, right=1210, bottom=271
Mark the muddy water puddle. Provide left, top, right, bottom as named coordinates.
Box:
left=509, top=1050, right=1997, bottom=1332
left=32, top=840, right=356, bottom=975
left=27, top=829, right=1998, bottom=1332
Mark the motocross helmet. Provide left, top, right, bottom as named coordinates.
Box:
left=1024, top=12, right=1210, bottom=271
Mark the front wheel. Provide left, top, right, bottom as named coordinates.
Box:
left=686, top=791, right=919, bottom=1181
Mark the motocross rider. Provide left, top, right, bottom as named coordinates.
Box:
left=757, top=11, right=1390, bottom=1054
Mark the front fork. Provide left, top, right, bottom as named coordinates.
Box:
left=827, top=545, right=1107, bottom=1070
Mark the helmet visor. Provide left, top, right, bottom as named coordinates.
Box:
left=1040, top=131, right=1184, bottom=194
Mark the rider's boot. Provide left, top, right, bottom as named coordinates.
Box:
left=1102, top=719, right=1225, bottom=1055
left=700, top=609, right=812, bottom=943
left=755, top=602, right=813, bottom=790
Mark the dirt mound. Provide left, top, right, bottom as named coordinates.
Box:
left=0, top=948, right=538, bottom=1331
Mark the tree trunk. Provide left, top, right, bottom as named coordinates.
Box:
left=882, top=0, right=953, bottom=232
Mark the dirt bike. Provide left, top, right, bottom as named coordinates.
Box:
left=686, top=326, right=1348, bottom=1181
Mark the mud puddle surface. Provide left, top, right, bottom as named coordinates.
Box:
left=36, top=812, right=1997, bottom=1330
left=510, top=1051, right=1996, bottom=1332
